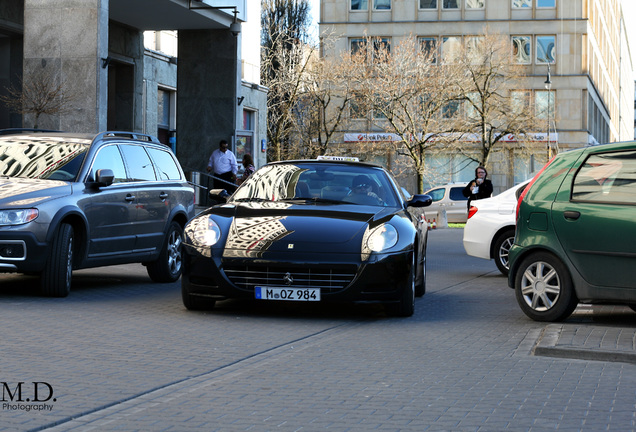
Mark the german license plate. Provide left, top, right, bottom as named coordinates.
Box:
left=255, top=287, right=321, bottom=302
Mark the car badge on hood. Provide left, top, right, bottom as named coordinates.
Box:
left=283, top=272, right=293, bottom=286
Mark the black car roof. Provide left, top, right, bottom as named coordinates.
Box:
left=268, top=159, right=384, bottom=169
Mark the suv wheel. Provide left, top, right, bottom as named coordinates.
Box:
left=514, top=252, right=578, bottom=322
left=493, top=228, right=515, bottom=276
left=40, top=223, right=74, bottom=297
left=147, top=221, right=183, bottom=283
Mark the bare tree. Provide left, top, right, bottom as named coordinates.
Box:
left=0, top=66, right=75, bottom=129
left=261, top=0, right=313, bottom=161
left=447, top=30, right=541, bottom=167
left=351, top=36, right=467, bottom=193
left=293, top=36, right=365, bottom=158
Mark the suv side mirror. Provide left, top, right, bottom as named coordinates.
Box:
left=406, top=194, right=432, bottom=208
left=94, top=169, right=114, bottom=187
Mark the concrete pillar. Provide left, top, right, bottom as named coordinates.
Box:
left=176, top=29, right=240, bottom=173
left=23, top=0, right=108, bottom=132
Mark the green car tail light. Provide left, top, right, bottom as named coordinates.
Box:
left=516, top=156, right=556, bottom=223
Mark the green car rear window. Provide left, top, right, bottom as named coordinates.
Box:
left=572, top=150, right=636, bottom=205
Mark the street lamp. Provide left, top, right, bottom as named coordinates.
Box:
left=544, top=63, right=552, bottom=159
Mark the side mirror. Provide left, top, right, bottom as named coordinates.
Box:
left=406, top=194, right=432, bottom=208
left=94, top=169, right=114, bottom=187
left=209, top=188, right=229, bottom=204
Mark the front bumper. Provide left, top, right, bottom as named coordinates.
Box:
left=182, top=244, right=412, bottom=304
left=0, top=231, right=49, bottom=273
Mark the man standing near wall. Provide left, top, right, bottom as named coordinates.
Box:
left=206, top=139, right=238, bottom=192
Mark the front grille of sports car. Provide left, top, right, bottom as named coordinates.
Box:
left=223, top=264, right=358, bottom=294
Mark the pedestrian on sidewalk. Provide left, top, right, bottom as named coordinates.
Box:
left=206, top=139, right=238, bottom=192
left=462, top=166, right=493, bottom=209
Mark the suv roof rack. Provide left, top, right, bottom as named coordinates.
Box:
left=96, top=131, right=161, bottom=144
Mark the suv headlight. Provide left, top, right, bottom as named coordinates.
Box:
left=0, top=209, right=39, bottom=226
left=365, top=223, right=398, bottom=252
left=189, top=215, right=222, bottom=247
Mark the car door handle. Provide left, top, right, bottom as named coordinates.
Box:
left=563, top=211, right=580, bottom=220
left=125, top=194, right=136, bottom=202
left=159, top=192, right=168, bottom=200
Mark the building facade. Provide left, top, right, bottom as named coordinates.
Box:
left=318, top=0, right=634, bottom=192
left=0, top=0, right=267, bottom=177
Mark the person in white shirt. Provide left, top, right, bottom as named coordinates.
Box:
left=206, top=139, right=238, bottom=192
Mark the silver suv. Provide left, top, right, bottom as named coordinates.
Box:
left=0, top=130, right=194, bottom=297
left=424, top=182, right=469, bottom=223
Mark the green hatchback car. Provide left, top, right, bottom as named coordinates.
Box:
left=508, top=141, right=636, bottom=322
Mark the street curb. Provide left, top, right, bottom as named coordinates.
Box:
left=534, top=324, right=636, bottom=365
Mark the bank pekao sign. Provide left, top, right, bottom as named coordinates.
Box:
left=344, top=132, right=558, bottom=143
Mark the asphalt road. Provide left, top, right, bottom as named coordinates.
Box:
left=0, top=228, right=635, bottom=431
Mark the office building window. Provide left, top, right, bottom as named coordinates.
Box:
left=349, top=92, right=366, bottom=119
left=157, top=89, right=170, bottom=129
left=441, top=36, right=461, bottom=62
left=512, top=0, right=531, bottom=7
left=512, top=36, right=531, bottom=64
left=351, top=0, right=368, bottom=10
left=374, top=0, right=391, bottom=9
left=351, top=37, right=391, bottom=63
left=465, top=92, right=480, bottom=120
left=443, top=0, right=459, bottom=9
left=466, top=0, right=484, bottom=8
left=511, top=90, right=532, bottom=114
left=351, top=38, right=366, bottom=55
left=512, top=0, right=553, bottom=7
left=536, top=35, right=555, bottom=63
left=443, top=100, right=460, bottom=118
left=420, top=0, right=437, bottom=8
left=419, top=37, right=438, bottom=64
left=535, top=90, right=555, bottom=119
left=466, top=36, right=484, bottom=61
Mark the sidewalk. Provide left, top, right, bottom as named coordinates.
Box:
left=534, top=308, right=636, bottom=364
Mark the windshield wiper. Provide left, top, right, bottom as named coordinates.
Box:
left=234, top=197, right=272, bottom=202
left=280, top=197, right=347, bottom=204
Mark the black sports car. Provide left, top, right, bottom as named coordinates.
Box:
left=181, top=158, right=432, bottom=316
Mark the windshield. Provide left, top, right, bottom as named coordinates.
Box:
left=0, top=138, right=88, bottom=181
left=232, top=162, right=399, bottom=207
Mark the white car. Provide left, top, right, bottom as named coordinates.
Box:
left=424, top=182, right=469, bottom=223
left=462, top=180, right=530, bottom=275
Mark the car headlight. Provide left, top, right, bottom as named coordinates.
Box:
left=366, top=223, right=398, bottom=252
left=189, top=215, right=222, bottom=246
left=0, top=209, right=39, bottom=226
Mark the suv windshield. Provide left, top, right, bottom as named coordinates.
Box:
left=0, top=138, right=88, bottom=181
left=232, top=162, right=399, bottom=207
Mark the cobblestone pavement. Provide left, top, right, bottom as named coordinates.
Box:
left=0, top=229, right=634, bottom=431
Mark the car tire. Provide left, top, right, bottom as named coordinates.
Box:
left=493, top=228, right=515, bottom=276
left=181, top=280, right=217, bottom=311
left=514, top=252, right=578, bottom=322
left=147, top=221, right=184, bottom=283
left=40, top=223, right=74, bottom=297
left=387, top=253, right=415, bottom=317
